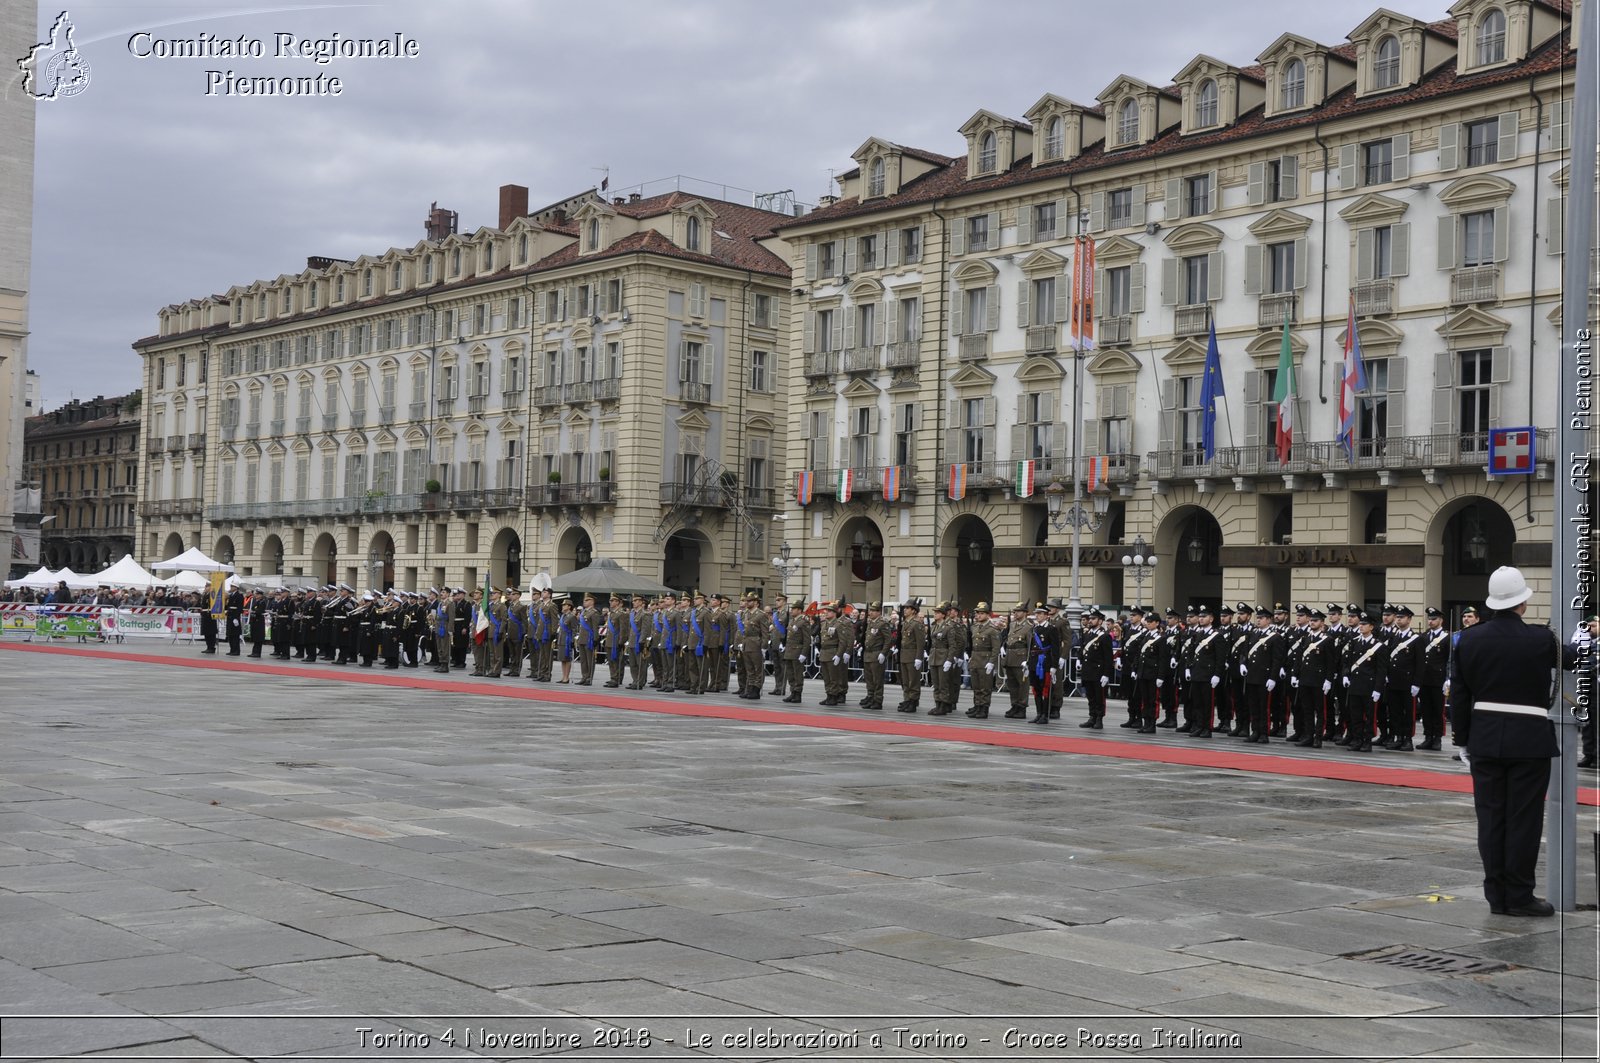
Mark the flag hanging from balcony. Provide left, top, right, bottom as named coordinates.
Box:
left=796, top=470, right=814, bottom=506
left=836, top=467, right=853, bottom=503
left=1272, top=319, right=1297, bottom=464
left=883, top=465, right=901, bottom=502
left=948, top=463, right=967, bottom=501
left=1015, top=460, right=1035, bottom=498
left=1200, top=319, right=1225, bottom=460
left=1337, top=294, right=1368, bottom=461
left=1069, top=235, right=1097, bottom=350
left=1086, top=455, right=1107, bottom=493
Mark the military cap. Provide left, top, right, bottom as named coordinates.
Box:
left=1381, top=602, right=1396, bottom=614
left=1295, top=604, right=1312, bottom=616
left=1357, top=611, right=1376, bottom=624
left=362, top=592, right=374, bottom=601
left=1184, top=604, right=1197, bottom=615
left=1197, top=603, right=1214, bottom=615
left=1218, top=603, right=1234, bottom=615
left=1347, top=602, right=1362, bottom=614
left=693, top=590, right=706, bottom=599
left=1086, top=607, right=1103, bottom=619
left=974, top=601, right=990, bottom=613
left=790, top=601, right=805, bottom=611
left=1255, top=605, right=1272, bottom=616
left=1272, top=602, right=1288, bottom=614
left=1144, top=610, right=1162, bottom=621
left=905, top=599, right=922, bottom=612
left=1165, top=607, right=1180, bottom=618
left=868, top=600, right=883, bottom=611
left=1033, top=602, right=1050, bottom=614
left=1236, top=602, right=1254, bottom=615
left=610, top=593, right=623, bottom=601
left=339, top=582, right=353, bottom=592
left=1461, top=605, right=1478, bottom=617
left=1047, top=597, right=1065, bottom=609
left=1311, top=609, right=1326, bottom=621
left=1425, top=606, right=1444, bottom=619
left=1326, top=603, right=1343, bottom=614
left=1396, top=605, right=1414, bottom=618
left=1012, top=601, right=1028, bottom=613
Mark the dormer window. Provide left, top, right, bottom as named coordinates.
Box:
left=867, top=157, right=885, bottom=197
left=1374, top=35, right=1400, bottom=88
left=517, top=233, right=528, bottom=262
left=308, top=282, right=318, bottom=309
left=1475, top=9, right=1506, bottom=65
left=1280, top=58, right=1306, bottom=109
left=422, top=256, right=433, bottom=283
left=451, top=248, right=461, bottom=275
left=483, top=243, right=494, bottom=271
left=335, top=276, right=345, bottom=302
left=391, top=263, right=402, bottom=289
left=587, top=217, right=600, bottom=250
left=1043, top=116, right=1063, bottom=160
left=280, top=289, right=291, bottom=313
left=1195, top=79, right=1218, bottom=127
left=977, top=131, right=997, bottom=174
left=1117, top=99, right=1139, bottom=145
left=362, top=269, right=373, bottom=297
left=685, top=216, right=702, bottom=252
left=257, top=293, right=267, bottom=316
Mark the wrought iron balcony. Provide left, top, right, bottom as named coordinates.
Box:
left=408, top=401, right=426, bottom=421
left=534, top=385, right=563, bottom=407
left=1146, top=446, right=1237, bottom=481
left=529, top=481, right=615, bottom=507
left=743, top=486, right=776, bottom=509
left=804, top=353, right=836, bottom=377
left=1058, top=453, right=1140, bottom=486
left=1098, top=315, right=1133, bottom=346
left=434, top=396, right=455, bottom=414
left=885, top=341, right=919, bottom=369
left=593, top=378, right=620, bottom=402
left=680, top=380, right=712, bottom=405
left=1450, top=266, right=1500, bottom=305
left=1257, top=293, right=1297, bottom=329
left=562, top=382, right=592, bottom=404
left=843, top=348, right=879, bottom=373
left=1025, top=325, right=1058, bottom=355
left=813, top=465, right=917, bottom=497
left=1352, top=278, right=1395, bottom=316
left=958, top=334, right=989, bottom=361
left=165, top=434, right=184, bottom=452
left=321, top=414, right=339, bottom=431
left=1173, top=304, right=1211, bottom=337
left=445, top=488, right=521, bottom=512
left=244, top=422, right=261, bottom=438
left=658, top=481, right=733, bottom=507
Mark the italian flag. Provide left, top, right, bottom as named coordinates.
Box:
left=473, top=569, right=492, bottom=643
left=1015, top=459, right=1035, bottom=498
left=836, top=467, right=852, bottom=503
left=1272, top=320, right=1296, bottom=463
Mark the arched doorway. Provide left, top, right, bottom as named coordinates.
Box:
left=940, top=514, right=994, bottom=609
left=161, top=533, right=185, bottom=561
left=663, top=530, right=710, bottom=595
left=1157, top=506, right=1223, bottom=610
left=1432, top=498, right=1516, bottom=621
left=260, top=534, right=285, bottom=576
left=491, top=527, right=521, bottom=589
left=213, top=536, right=237, bottom=571
left=557, top=526, right=593, bottom=577
left=366, top=531, right=395, bottom=592
left=311, top=532, right=338, bottom=587
left=833, top=515, right=885, bottom=605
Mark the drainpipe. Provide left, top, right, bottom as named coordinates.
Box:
left=735, top=269, right=754, bottom=572
left=1312, top=121, right=1330, bottom=405
left=519, top=275, right=535, bottom=576
left=930, top=205, right=950, bottom=576
left=1525, top=76, right=1541, bottom=525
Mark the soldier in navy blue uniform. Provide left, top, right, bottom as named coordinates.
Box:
left=1241, top=606, right=1283, bottom=744
left=1077, top=609, right=1114, bottom=729
left=1341, top=612, right=1387, bottom=752
left=1417, top=607, right=1453, bottom=750
left=1451, top=567, right=1577, bottom=918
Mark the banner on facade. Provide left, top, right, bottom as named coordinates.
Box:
left=1015, top=460, right=1035, bottom=498
left=796, top=470, right=814, bottom=506
left=836, top=467, right=852, bottom=503
left=948, top=463, right=967, bottom=501
left=1488, top=426, right=1536, bottom=475
left=883, top=465, right=901, bottom=502
left=1070, top=235, right=1096, bottom=350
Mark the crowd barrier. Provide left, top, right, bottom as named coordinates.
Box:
left=0, top=604, right=199, bottom=643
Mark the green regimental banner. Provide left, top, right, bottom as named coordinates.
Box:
left=34, top=615, right=102, bottom=639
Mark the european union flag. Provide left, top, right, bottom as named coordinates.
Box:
left=1200, top=319, right=1225, bottom=460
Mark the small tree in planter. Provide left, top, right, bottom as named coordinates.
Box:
left=547, top=470, right=562, bottom=484
left=598, top=467, right=610, bottom=481
left=422, top=479, right=442, bottom=511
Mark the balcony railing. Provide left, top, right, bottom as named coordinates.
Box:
left=1097, top=315, right=1133, bottom=347
left=446, top=488, right=521, bottom=511
left=804, top=353, right=836, bottom=377
left=885, top=341, right=919, bottom=368
left=466, top=395, right=486, bottom=414
left=220, top=424, right=237, bottom=441
left=528, top=481, right=615, bottom=507
left=378, top=405, right=396, bottom=423
left=658, top=481, right=733, bottom=507
left=165, top=434, right=184, bottom=452
left=1025, top=325, right=1058, bottom=355
left=1057, top=453, right=1140, bottom=486
left=958, top=334, right=989, bottom=361
left=1148, top=430, right=1555, bottom=482
left=813, top=465, right=917, bottom=497
left=1174, top=304, right=1211, bottom=337
left=244, top=422, right=261, bottom=438
left=563, top=382, right=592, bottom=404
left=1257, top=293, right=1297, bottom=329
left=186, top=432, right=205, bottom=449
left=295, top=415, right=312, bottom=434
left=843, top=348, right=878, bottom=373
left=593, top=378, right=620, bottom=402
left=743, top=486, right=776, bottom=510
left=434, top=396, right=456, bottom=414
left=1353, top=278, right=1395, bottom=316
left=321, top=414, right=339, bottom=431
left=1146, top=446, right=1237, bottom=480
left=409, top=401, right=426, bottom=420
left=681, top=380, right=711, bottom=404
left=349, top=409, right=367, bottom=428
left=269, top=419, right=286, bottom=437
left=534, top=385, right=563, bottom=407
left=1451, top=265, right=1500, bottom=305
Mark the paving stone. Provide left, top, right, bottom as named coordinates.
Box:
left=37, top=953, right=242, bottom=994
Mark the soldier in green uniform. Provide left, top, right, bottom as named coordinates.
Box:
left=859, top=601, right=893, bottom=711
left=1048, top=599, right=1071, bottom=719
left=736, top=594, right=771, bottom=698
left=704, top=594, right=727, bottom=694
left=928, top=602, right=957, bottom=715
left=1002, top=603, right=1033, bottom=718
left=816, top=602, right=845, bottom=705
left=966, top=602, right=1002, bottom=719
left=897, top=600, right=927, bottom=712
left=781, top=602, right=812, bottom=703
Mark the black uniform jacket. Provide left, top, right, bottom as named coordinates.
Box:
left=1450, top=612, right=1570, bottom=759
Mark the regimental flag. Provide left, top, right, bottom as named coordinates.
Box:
left=474, top=568, right=492, bottom=643
left=1069, top=235, right=1097, bottom=350
left=1272, top=319, right=1296, bottom=463
left=948, top=463, right=967, bottom=501
left=1337, top=294, right=1368, bottom=461
left=836, top=467, right=853, bottom=503
left=1489, top=426, right=1536, bottom=475
left=1015, top=459, right=1036, bottom=499
left=883, top=465, right=901, bottom=502
left=796, top=469, right=814, bottom=506
left=208, top=572, right=227, bottom=620
left=1086, top=455, right=1107, bottom=494
left=1200, top=318, right=1225, bottom=461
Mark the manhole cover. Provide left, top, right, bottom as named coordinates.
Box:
left=1349, top=945, right=1508, bottom=975
left=634, top=824, right=714, bottom=837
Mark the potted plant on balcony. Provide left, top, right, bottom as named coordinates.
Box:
left=547, top=471, right=562, bottom=484
left=422, top=479, right=442, bottom=512
left=597, top=467, right=610, bottom=481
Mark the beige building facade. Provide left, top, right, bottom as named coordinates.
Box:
left=134, top=184, right=792, bottom=596
left=23, top=395, right=140, bottom=570
left=777, top=0, right=1577, bottom=622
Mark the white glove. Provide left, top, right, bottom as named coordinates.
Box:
left=1129, top=670, right=1138, bottom=680
left=798, top=654, right=807, bottom=663
left=984, top=662, right=994, bottom=675
left=1185, top=668, right=1192, bottom=680
left=1409, top=685, right=1419, bottom=697
left=913, top=658, right=923, bottom=671
left=1170, top=658, right=1178, bottom=669
left=999, top=647, right=1007, bottom=660
left=1058, top=658, right=1066, bottom=671
left=1443, top=680, right=1451, bottom=696
left=830, top=655, right=839, bottom=665
left=1100, top=675, right=1109, bottom=687
left=1266, top=679, right=1276, bottom=692
left=843, top=653, right=851, bottom=665
left=1156, top=679, right=1164, bottom=689
left=942, top=659, right=952, bottom=672
left=1342, top=676, right=1350, bottom=688
left=1371, top=690, right=1382, bottom=703
left=779, top=644, right=785, bottom=653
left=877, top=653, right=885, bottom=664
left=1210, top=675, right=1220, bottom=689
left=1322, top=680, right=1332, bottom=694
left=1240, top=663, right=1248, bottom=677
left=1290, top=676, right=1299, bottom=688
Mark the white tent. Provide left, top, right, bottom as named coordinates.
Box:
left=150, top=547, right=235, bottom=573
left=90, top=556, right=159, bottom=588
left=160, top=570, right=211, bottom=591
left=60, top=568, right=106, bottom=591
left=3, top=566, right=57, bottom=589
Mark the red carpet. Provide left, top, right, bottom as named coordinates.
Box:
left=5, top=640, right=1597, bottom=806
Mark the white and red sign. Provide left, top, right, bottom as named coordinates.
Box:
left=1488, top=426, right=1535, bottom=475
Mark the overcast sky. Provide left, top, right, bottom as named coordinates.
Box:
left=23, top=0, right=1419, bottom=410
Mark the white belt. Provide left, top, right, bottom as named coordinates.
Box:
left=1475, top=700, right=1549, bottom=718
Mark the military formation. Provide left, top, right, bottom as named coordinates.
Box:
left=221, top=584, right=1484, bottom=754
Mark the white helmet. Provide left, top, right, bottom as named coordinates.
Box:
left=1484, top=566, right=1533, bottom=610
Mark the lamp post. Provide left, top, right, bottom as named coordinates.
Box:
left=1047, top=482, right=1109, bottom=628
left=1065, top=206, right=1097, bottom=632
left=1120, top=534, right=1158, bottom=613
left=771, top=541, right=801, bottom=599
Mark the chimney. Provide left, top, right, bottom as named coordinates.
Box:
left=628, top=192, right=642, bottom=203
left=498, top=184, right=529, bottom=230
left=424, top=201, right=458, bottom=241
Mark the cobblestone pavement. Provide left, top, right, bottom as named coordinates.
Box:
left=0, top=641, right=1595, bottom=1061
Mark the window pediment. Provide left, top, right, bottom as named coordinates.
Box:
left=1245, top=329, right=1307, bottom=362
left=1334, top=317, right=1405, bottom=352
left=953, top=260, right=999, bottom=285
left=1016, top=357, right=1065, bottom=385
left=343, top=431, right=367, bottom=448
left=1162, top=338, right=1209, bottom=370
left=675, top=408, right=710, bottom=433
left=949, top=363, right=996, bottom=389
left=1095, top=235, right=1145, bottom=264
left=746, top=415, right=777, bottom=433
left=265, top=440, right=287, bottom=456
left=404, top=427, right=426, bottom=446
left=1163, top=221, right=1224, bottom=254
left=1437, top=306, right=1511, bottom=345
left=495, top=416, right=519, bottom=435
left=1085, top=348, right=1142, bottom=376
left=1338, top=192, right=1410, bottom=225
left=842, top=377, right=881, bottom=400
left=293, top=438, right=313, bottom=455
left=242, top=443, right=261, bottom=459
left=317, top=436, right=339, bottom=453
left=1017, top=249, right=1067, bottom=275
left=373, top=428, right=398, bottom=447
left=1246, top=208, right=1313, bottom=239
left=1438, top=173, right=1514, bottom=210
left=1550, top=164, right=1568, bottom=190
left=847, top=277, right=885, bottom=300
left=464, top=420, right=487, bottom=438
